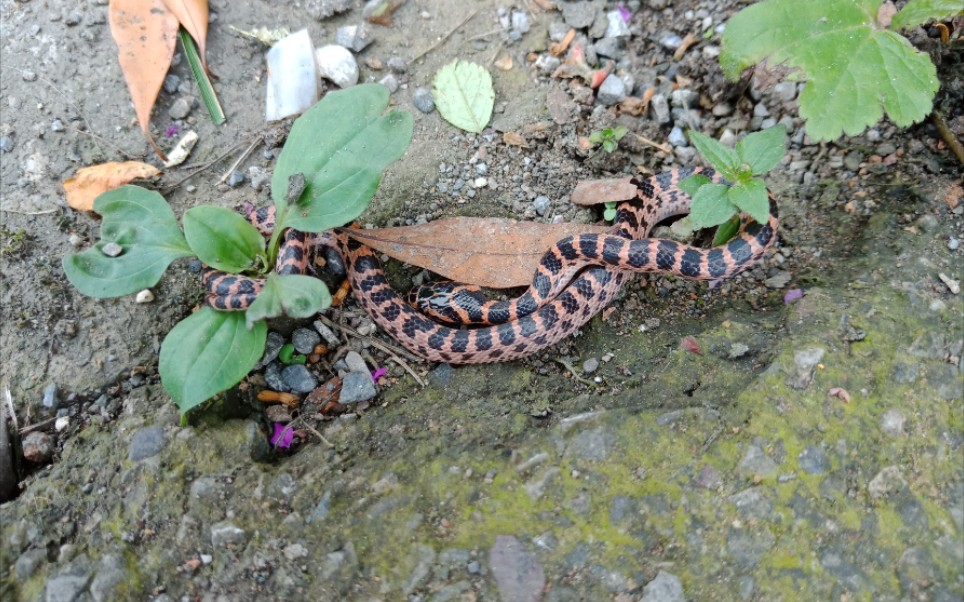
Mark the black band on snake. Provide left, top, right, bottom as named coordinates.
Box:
left=202, top=167, right=779, bottom=364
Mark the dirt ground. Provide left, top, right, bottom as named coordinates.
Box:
left=1, top=0, right=962, bottom=600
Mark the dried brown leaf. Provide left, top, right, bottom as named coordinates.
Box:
left=163, top=0, right=209, bottom=66
left=570, top=178, right=637, bottom=206
left=494, top=54, right=513, bottom=70
left=63, top=161, right=161, bottom=212
left=503, top=131, right=528, bottom=147
left=344, top=218, right=612, bottom=289
left=109, top=0, right=178, bottom=159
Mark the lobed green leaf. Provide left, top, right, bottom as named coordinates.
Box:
left=890, top=0, right=964, bottom=31
left=159, top=307, right=267, bottom=415
left=63, top=186, right=193, bottom=298
left=721, top=0, right=939, bottom=141
left=432, top=60, right=495, bottom=133
left=245, top=273, right=332, bottom=329
left=271, top=84, right=414, bottom=233
left=183, top=206, right=265, bottom=273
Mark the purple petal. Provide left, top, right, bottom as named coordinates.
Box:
left=371, top=367, right=388, bottom=383
left=271, top=422, right=294, bottom=449
left=164, top=124, right=179, bottom=138
left=618, top=6, right=631, bottom=22
left=784, top=289, right=804, bottom=304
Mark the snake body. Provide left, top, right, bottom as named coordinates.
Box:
left=203, top=167, right=778, bottom=364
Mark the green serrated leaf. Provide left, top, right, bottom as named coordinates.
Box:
left=890, top=0, right=963, bottom=31
left=728, top=178, right=770, bottom=225
left=271, top=84, right=414, bottom=233
left=690, top=183, right=738, bottom=228
left=679, top=174, right=712, bottom=198
left=712, top=215, right=742, bottom=246
left=63, top=186, right=193, bottom=298
left=721, top=0, right=939, bottom=141
left=183, top=206, right=265, bottom=273
left=245, top=273, right=332, bottom=329
left=432, top=60, right=495, bottom=134
left=159, top=307, right=267, bottom=415
left=736, top=125, right=787, bottom=175
left=688, top=131, right=739, bottom=176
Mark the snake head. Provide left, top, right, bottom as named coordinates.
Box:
left=407, top=282, right=489, bottom=326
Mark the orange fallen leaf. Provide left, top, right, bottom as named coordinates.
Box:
left=570, top=178, right=637, bottom=206
left=109, top=0, right=179, bottom=161
left=550, top=29, right=576, bottom=56
left=63, top=161, right=162, bottom=212
left=503, top=131, right=528, bottom=147
left=162, top=0, right=208, bottom=67
left=342, top=218, right=612, bottom=289
left=494, top=54, right=513, bottom=70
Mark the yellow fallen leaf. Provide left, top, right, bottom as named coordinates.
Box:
left=63, top=161, right=161, bottom=212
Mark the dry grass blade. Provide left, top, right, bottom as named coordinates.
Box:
left=108, top=0, right=179, bottom=160
left=343, top=218, right=611, bottom=289
left=163, top=0, right=209, bottom=66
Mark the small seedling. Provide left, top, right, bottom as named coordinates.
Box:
left=588, top=126, right=628, bottom=153
left=679, top=124, right=786, bottom=244
left=63, top=84, right=413, bottom=416
left=603, top=201, right=618, bottom=222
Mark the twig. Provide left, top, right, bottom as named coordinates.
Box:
left=388, top=355, right=426, bottom=388
left=632, top=133, right=672, bottom=154
left=18, top=417, right=56, bottom=436
left=217, top=136, right=263, bottom=184
left=315, top=314, right=423, bottom=365
left=467, top=28, right=502, bottom=42
left=412, top=10, right=479, bottom=62
left=162, top=135, right=252, bottom=193
left=294, top=417, right=335, bottom=448
left=932, top=110, right=964, bottom=165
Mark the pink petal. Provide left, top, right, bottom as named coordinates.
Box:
left=618, top=6, right=631, bottom=22
left=271, top=422, right=294, bottom=449
left=371, top=367, right=388, bottom=383
left=784, top=289, right=804, bottom=304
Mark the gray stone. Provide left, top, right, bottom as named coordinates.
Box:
left=582, top=358, right=599, bottom=374
left=307, top=490, right=332, bottom=523
left=773, top=81, right=797, bottom=102
left=15, top=548, right=46, bottom=580
left=168, top=97, right=191, bottom=119
left=386, top=56, right=408, bottom=73
left=604, top=10, right=630, bottom=37
left=533, top=195, right=551, bottom=216
left=565, top=426, right=614, bottom=461
left=226, top=170, right=244, bottom=187
left=593, top=37, right=623, bottom=59
left=378, top=73, right=399, bottom=93
left=89, top=554, right=127, bottom=602
left=726, top=526, right=775, bottom=568
left=764, top=270, right=791, bottom=288
left=640, top=570, right=685, bottom=602
left=247, top=166, right=269, bottom=191
left=667, top=126, right=687, bottom=147
left=292, top=327, right=321, bottom=354
left=651, top=94, right=671, bottom=124
left=897, top=547, right=936, bottom=598
left=596, top=74, right=626, bottom=106
left=261, top=331, right=285, bottom=367
left=880, top=409, right=905, bottom=436
left=661, top=34, right=683, bottom=50
left=403, top=544, right=436, bottom=595
left=22, top=431, right=55, bottom=464
left=737, top=444, right=779, bottom=479
left=129, top=426, right=166, bottom=461
left=511, top=10, right=530, bottom=34
left=797, top=445, right=829, bottom=475
left=163, top=74, right=180, bottom=94
left=787, top=347, right=824, bottom=390
left=560, top=1, right=600, bottom=29
left=42, top=383, right=60, bottom=410
left=694, top=464, right=722, bottom=489
left=335, top=24, right=374, bottom=53
left=45, top=558, right=92, bottom=602
left=489, top=535, right=545, bottom=602
left=338, top=371, right=377, bottom=403
left=315, top=44, right=359, bottom=88
left=729, top=487, right=772, bottom=520
left=868, top=465, right=907, bottom=500
left=50, top=119, right=65, bottom=132
left=264, top=362, right=287, bottom=391
left=281, top=364, right=318, bottom=393
left=948, top=237, right=960, bottom=251
left=343, top=351, right=369, bottom=374
left=412, top=87, right=435, bottom=113
left=0, top=135, right=13, bottom=152
left=210, top=522, right=247, bottom=548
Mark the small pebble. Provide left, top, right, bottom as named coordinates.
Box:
left=343, top=351, right=369, bottom=374
left=22, top=432, right=55, bottom=464
left=596, top=74, right=626, bottom=106
left=315, top=44, right=359, bottom=88
left=264, top=362, right=287, bottom=391
left=42, top=383, right=60, bottom=410
left=582, top=358, right=599, bottom=374
left=54, top=416, right=70, bottom=432
left=378, top=73, right=399, bottom=93
left=948, top=237, right=960, bottom=251
left=532, top=195, right=550, bottom=216
left=281, top=364, right=317, bottom=393
left=168, top=98, right=191, bottom=120
left=338, top=371, right=377, bottom=403
left=473, top=177, right=487, bottom=188
left=50, top=119, right=65, bottom=133
left=101, top=242, right=123, bottom=257
left=226, top=170, right=245, bottom=187
left=412, top=87, right=435, bottom=113
left=163, top=74, right=181, bottom=94
left=667, top=126, right=687, bottom=147
left=335, top=24, right=374, bottom=53
left=660, top=34, right=683, bottom=50
left=0, top=136, right=13, bottom=153
left=135, top=289, right=154, bottom=304
left=386, top=56, right=408, bottom=73
left=650, top=94, right=671, bottom=124
left=880, top=409, right=905, bottom=436
left=22, top=70, right=37, bottom=82
left=65, top=14, right=81, bottom=26
left=292, top=328, right=321, bottom=354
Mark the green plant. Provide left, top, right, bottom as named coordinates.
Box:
left=721, top=0, right=962, bottom=141
left=678, top=124, right=786, bottom=244
left=603, top=201, right=618, bottom=222
left=63, top=84, right=413, bottom=415
left=588, top=125, right=628, bottom=153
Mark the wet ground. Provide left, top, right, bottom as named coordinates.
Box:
left=1, top=0, right=962, bottom=600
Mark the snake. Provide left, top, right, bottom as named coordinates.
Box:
left=202, top=167, right=779, bottom=364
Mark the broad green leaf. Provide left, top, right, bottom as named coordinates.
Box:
left=245, top=273, right=332, bottom=329
left=728, top=178, right=770, bottom=225
left=183, top=206, right=264, bottom=273
left=712, top=215, right=742, bottom=246
left=679, top=173, right=711, bottom=198
left=432, top=60, right=495, bottom=133
left=63, top=185, right=193, bottom=298
left=721, top=0, right=939, bottom=141
left=736, top=125, right=787, bottom=175
left=687, top=131, right=739, bottom=176
left=159, top=307, right=267, bottom=415
left=271, top=84, right=414, bottom=232
left=690, top=183, right=738, bottom=228
left=890, top=0, right=963, bottom=31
